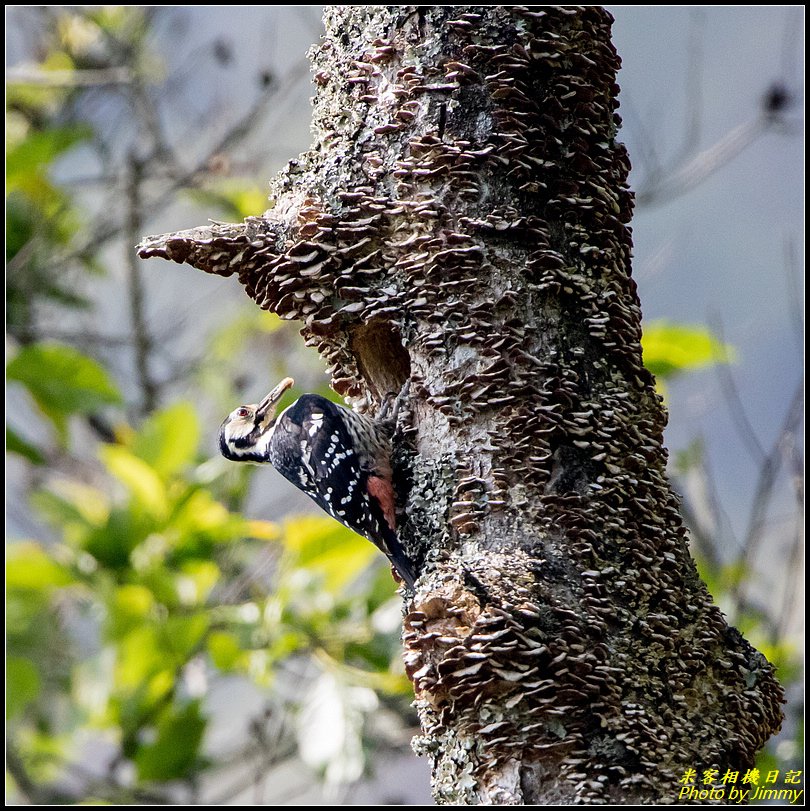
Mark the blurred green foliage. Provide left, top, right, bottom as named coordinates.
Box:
left=7, top=296, right=800, bottom=802
left=183, top=181, right=270, bottom=222
left=7, top=343, right=122, bottom=442
left=6, top=118, right=97, bottom=334
left=642, top=320, right=735, bottom=399
left=7, top=358, right=408, bottom=796
left=642, top=320, right=735, bottom=379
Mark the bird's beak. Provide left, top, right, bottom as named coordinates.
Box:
left=255, top=377, right=294, bottom=427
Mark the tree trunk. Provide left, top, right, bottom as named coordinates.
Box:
left=139, top=6, right=783, bottom=804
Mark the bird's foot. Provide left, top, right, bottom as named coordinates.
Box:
left=379, top=379, right=411, bottom=426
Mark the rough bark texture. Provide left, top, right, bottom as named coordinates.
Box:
left=139, top=6, right=783, bottom=804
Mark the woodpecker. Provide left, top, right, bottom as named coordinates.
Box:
left=219, top=377, right=417, bottom=589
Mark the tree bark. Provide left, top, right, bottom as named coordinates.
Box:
left=139, top=6, right=783, bottom=804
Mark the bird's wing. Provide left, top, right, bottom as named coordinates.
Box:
left=273, top=396, right=416, bottom=587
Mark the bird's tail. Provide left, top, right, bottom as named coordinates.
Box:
left=381, top=524, right=418, bottom=590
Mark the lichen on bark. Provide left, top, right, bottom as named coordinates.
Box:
left=139, top=6, right=783, bottom=804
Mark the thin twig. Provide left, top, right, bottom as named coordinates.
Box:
left=710, top=315, right=766, bottom=465
left=7, top=65, right=133, bottom=86
left=42, top=54, right=300, bottom=288
left=779, top=7, right=803, bottom=88
left=776, top=429, right=804, bottom=641
left=673, top=9, right=706, bottom=165
left=730, top=379, right=804, bottom=617
left=206, top=744, right=299, bottom=805
left=6, top=743, right=74, bottom=804
left=637, top=116, right=769, bottom=207
left=13, top=327, right=140, bottom=348
left=675, top=437, right=739, bottom=569
left=125, top=153, right=159, bottom=414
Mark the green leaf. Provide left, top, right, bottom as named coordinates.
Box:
left=116, top=626, right=175, bottom=691
left=207, top=631, right=244, bottom=671
left=246, top=519, right=281, bottom=541
left=6, top=656, right=41, bottom=718
left=641, top=321, right=735, bottom=380
left=99, top=445, right=167, bottom=518
left=7, top=343, right=122, bottom=434
left=32, top=481, right=109, bottom=536
left=130, top=402, right=200, bottom=478
left=168, top=488, right=246, bottom=547
left=6, top=426, right=45, bottom=464
left=175, top=560, right=220, bottom=606
left=6, top=541, right=74, bottom=591
left=83, top=507, right=152, bottom=569
left=6, top=124, right=92, bottom=191
left=109, top=585, right=156, bottom=639
left=163, top=614, right=209, bottom=658
left=88, top=6, right=138, bottom=31
left=282, top=515, right=377, bottom=592
left=134, top=700, right=207, bottom=781
left=183, top=180, right=268, bottom=221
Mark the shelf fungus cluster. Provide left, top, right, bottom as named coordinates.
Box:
left=139, top=6, right=783, bottom=804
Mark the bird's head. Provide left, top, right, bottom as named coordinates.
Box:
left=219, top=377, right=294, bottom=462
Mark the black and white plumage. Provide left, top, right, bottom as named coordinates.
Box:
left=219, top=377, right=417, bottom=589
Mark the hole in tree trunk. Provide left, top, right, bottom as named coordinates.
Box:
left=350, top=319, right=411, bottom=403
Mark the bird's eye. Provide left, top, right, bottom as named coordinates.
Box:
left=236, top=407, right=251, bottom=419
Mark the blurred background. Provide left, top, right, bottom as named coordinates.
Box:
left=6, top=6, right=803, bottom=805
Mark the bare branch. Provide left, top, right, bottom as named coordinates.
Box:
left=673, top=9, right=706, bottom=165
left=125, top=154, right=159, bottom=414
left=637, top=116, right=769, bottom=207
left=711, top=315, right=767, bottom=465
left=776, top=416, right=805, bottom=641
left=731, top=378, right=804, bottom=617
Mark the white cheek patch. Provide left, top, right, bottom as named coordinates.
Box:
left=228, top=419, right=254, bottom=440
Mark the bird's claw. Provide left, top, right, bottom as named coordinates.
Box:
left=380, top=379, right=411, bottom=425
